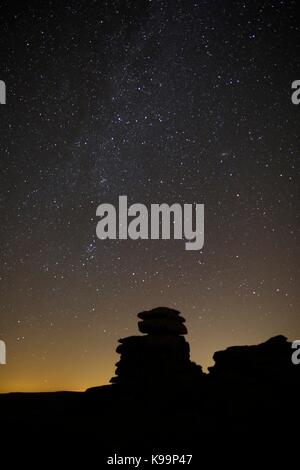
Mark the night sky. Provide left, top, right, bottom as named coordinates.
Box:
left=0, top=0, right=299, bottom=392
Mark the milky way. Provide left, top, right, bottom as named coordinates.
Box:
left=0, top=0, right=299, bottom=391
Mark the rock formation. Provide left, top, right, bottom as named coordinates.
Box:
left=110, top=307, right=203, bottom=388
left=208, top=335, right=299, bottom=385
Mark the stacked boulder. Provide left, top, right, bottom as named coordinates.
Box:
left=110, top=307, right=203, bottom=388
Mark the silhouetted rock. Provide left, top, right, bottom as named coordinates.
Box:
left=110, top=307, right=203, bottom=387
left=138, top=318, right=188, bottom=335
left=137, top=307, right=187, bottom=335
left=208, top=335, right=299, bottom=386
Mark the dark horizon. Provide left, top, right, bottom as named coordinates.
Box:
left=0, top=305, right=298, bottom=393
left=1, top=306, right=299, bottom=466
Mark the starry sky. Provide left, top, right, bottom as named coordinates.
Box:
left=0, top=0, right=299, bottom=392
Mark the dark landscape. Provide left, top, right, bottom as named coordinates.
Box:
left=1, top=307, right=299, bottom=466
